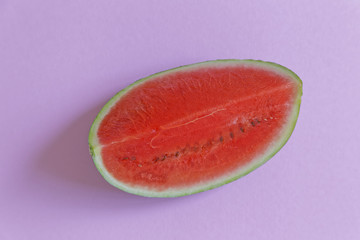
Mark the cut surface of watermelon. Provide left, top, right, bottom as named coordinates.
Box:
left=89, top=59, right=302, bottom=197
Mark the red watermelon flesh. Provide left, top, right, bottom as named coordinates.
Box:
left=89, top=60, right=302, bottom=197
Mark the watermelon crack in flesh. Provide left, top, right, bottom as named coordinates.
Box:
left=88, top=59, right=303, bottom=197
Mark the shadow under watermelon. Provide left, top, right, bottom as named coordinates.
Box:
left=32, top=102, right=198, bottom=212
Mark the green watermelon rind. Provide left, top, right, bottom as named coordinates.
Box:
left=88, top=59, right=303, bottom=197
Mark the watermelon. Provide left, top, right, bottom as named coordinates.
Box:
left=89, top=59, right=302, bottom=197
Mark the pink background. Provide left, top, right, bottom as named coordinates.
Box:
left=1, top=1, right=359, bottom=239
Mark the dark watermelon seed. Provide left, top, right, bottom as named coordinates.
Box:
left=230, top=132, right=234, bottom=139
left=191, top=144, right=199, bottom=152
left=219, top=136, right=224, bottom=142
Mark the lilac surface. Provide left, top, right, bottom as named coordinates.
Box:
left=1, top=0, right=360, bottom=239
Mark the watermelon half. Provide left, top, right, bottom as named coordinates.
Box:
left=89, top=59, right=302, bottom=197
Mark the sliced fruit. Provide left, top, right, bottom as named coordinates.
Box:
left=89, top=59, right=302, bottom=197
